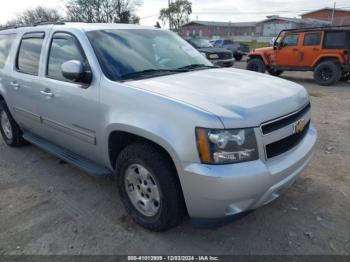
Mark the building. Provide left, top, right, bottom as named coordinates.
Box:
left=257, top=16, right=330, bottom=37
left=178, top=21, right=258, bottom=39
left=301, top=7, right=350, bottom=24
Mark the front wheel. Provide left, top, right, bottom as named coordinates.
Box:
left=246, top=58, right=266, bottom=73
left=268, top=68, right=284, bottom=76
left=313, top=61, right=341, bottom=86
left=0, top=101, right=26, bottom=147
left=116, top=143, right=186, bottom=231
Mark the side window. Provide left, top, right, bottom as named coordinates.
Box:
left=0, top=34, right=15, bottom=69
left=324, top=31, right=347, bottom=48
left=17, top=33, right=45, bottom=75
left=47, top=33, right=86, bottom=82
left=304, top=33, right=321, bottom=46
left=223, top=40, right=233, bottom=45
left=283, top=34, right=299, bottom=46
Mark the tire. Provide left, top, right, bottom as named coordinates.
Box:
left=313, top=61, right=341, bottom=86
left=246, top=58, right=266, bottom=73
left=268, top=68, right=283, bottom=77
left=234, top=53, right=243, bottom=61
left=0, top=100, right=26, bottom=147
left=340, top=71, right=350, bottom=82
left=115, top=143, right=186, bottom=231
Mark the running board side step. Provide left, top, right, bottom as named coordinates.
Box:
left=23, top=132, right=113, bottom=177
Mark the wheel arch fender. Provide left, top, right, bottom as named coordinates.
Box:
left=312, top=55, right=344, bottom=68
left=104, top=123, right=182, bottom=172
left=248, top=54, right=269, bottom=65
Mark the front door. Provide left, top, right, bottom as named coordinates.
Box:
left=38, top=31, right=101, bottom=162
left=274, top=33, right=302, bottom=67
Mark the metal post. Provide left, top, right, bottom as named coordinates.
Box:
left=331, top=2, right=336, bottom=24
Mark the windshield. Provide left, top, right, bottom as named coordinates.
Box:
left=87, top=29, right=213, bottom=81
left=188, top=38, right=213, bottom=48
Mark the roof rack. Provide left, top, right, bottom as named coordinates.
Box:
left=33, top=21, right=65, bottom=26
left=280, top=24, right=350, bottom=34
left=0, top=20, right=65, bottom=31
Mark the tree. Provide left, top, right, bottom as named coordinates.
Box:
left=159, top=0, right=192, bottom=30
left=66, top=0, right=142, bottom=24
left=4, top=6, right=63, bottom=27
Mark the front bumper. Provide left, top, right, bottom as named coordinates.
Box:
left=179, top=124, right=317, bottom=225
left=211, top=58, right=234, bottom=67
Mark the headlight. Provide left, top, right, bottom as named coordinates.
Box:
left=208, top=54, right=219, bottom=59
left=196, top=127, right=259, bottom=164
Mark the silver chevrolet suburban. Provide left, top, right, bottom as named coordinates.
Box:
left=0, top=22, right=317, bottom=231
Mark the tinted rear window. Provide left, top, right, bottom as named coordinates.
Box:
left=0, top=34, right=15, bottom=69
left=304, top=33, right=321, bottom=46
left=324, top=31, right=347, bottom=48
left=17, top=35, right=44, bottom=75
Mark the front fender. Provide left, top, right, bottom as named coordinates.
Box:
left=99, top=77, right=224, bottom=171
left=248, top=53, right=269, bottom=65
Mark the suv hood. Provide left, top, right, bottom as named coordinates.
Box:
left=126, top=68, right=309, bottom=128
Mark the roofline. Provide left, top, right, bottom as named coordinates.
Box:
left=301, top=7, right=350, bottom=16
left=181, top=21, right=258, bottom=28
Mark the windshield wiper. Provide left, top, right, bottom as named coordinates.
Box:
left=177, top=64, right=218, bottom=71
left=120, top=69, right=186, bottom=81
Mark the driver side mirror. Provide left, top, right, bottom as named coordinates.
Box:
left=274, top=42, right=285, bottom=50
left=62, top=60, right=92, bottom=85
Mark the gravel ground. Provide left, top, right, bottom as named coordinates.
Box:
left=0, top=62, right=349, bottom=255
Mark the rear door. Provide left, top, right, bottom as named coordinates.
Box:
left=8, top=31, right=50, bottom=136
left=0, top=32, right=16, bottom=101
left=275, top=33, right=302, bottom=67
left=299, top=31, right=323, bottom=67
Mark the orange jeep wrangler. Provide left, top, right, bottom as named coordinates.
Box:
left=247, top=26, right=350, bottom=86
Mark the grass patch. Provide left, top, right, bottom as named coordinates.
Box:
left=240, top=41, right=270, bottom=50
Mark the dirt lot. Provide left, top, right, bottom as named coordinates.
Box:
left=0, top=61, right=349, bottom=255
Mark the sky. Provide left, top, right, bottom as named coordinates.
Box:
left=0, top=0, right=350, bottom=26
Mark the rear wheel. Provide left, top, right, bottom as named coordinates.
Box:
left=0, top=100, right=26, bottom=147
left=340, top=71, right=350, bottom=82
left=246, top=58, right=266, bottom=73
left=313, top=61, right=341, bottom=86
left=268, top=68, right=283, bottom=76
left=116, top=143, right=185, bottom=231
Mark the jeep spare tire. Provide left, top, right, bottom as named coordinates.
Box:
left=246, top=58, right=266, bottom=73
left=314, top=61, right=341, bottom=86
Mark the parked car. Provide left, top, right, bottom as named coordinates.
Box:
left=247, top=26, right=350, bottom=86
left=186, top=38, right=234, bottom=67
left=212, top=39, right=250, bottom=61
left=0, top=22, right=317, bottom=231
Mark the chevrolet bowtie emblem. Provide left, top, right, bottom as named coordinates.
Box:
left=294, top=119, right=306, bottom=134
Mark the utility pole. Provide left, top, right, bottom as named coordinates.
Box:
left=168, top=0, right=172, bottom=30
left=331, top=2, right=336, bottom=24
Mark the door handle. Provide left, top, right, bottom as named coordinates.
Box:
left=292, top=48, right=299, bottom=52
left=10, top=81, right=20, bottom=90
left=313, top=48, right=320, bottom=51
left=40, top=89, right=54, bottom=98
